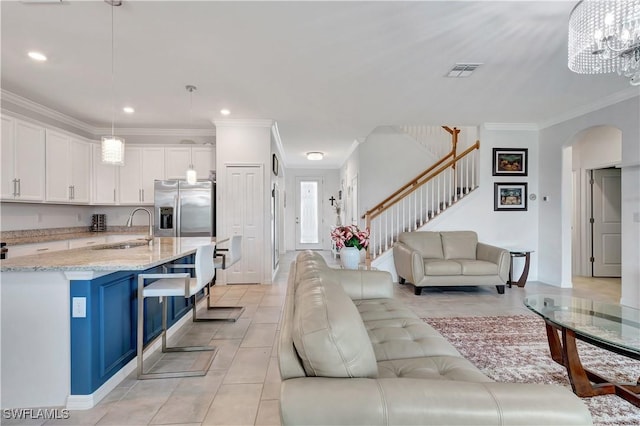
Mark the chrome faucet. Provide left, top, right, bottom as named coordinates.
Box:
left=126, top=208, right=153, bottom=243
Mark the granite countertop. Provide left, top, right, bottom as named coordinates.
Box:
left=1, top=226, right=148, bottom=245
left=0, top=237, right=215, bottom=272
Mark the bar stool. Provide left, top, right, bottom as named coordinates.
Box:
left=201, top=235, right=245, bottom=322
left=136, top=242, right=217, bottom=379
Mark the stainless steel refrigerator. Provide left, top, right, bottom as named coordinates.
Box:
left=154, top=180, right=215, bottom=237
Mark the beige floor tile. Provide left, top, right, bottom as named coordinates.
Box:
left=43, top=406, right=109, bottom=426
left=149, top=394, right=214, bottom=425
left=223, top=347, right=271, bottom=384
left=241, top=323, right=277, bottom=348
left=96, top=398, right=166, bottom=425
left=251, top=307, right=282, bottom=324
left=260, top=381, right=281, bottom=401
left=202, top=384, right=262, bottom=425
left=254, top=400, right=281, bottom=426
left=209, top=339, right=241, bottom=370
left=212, top=318, right=251, bottom=339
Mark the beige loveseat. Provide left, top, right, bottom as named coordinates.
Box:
left=278, top=251, right=592, bottom=426
left=393, top=230, right=510, bottom=295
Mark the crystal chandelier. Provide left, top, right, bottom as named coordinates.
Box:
left=568, top=0, right=640, bottom=86
left=101, top=0, right=125, bottom=165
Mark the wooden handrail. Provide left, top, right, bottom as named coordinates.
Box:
left=364, top=140, right=479, bottom=222
left=362, top=126, right=460, bottom=219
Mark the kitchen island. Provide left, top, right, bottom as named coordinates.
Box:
left=0, top=237, right=215, bottom=410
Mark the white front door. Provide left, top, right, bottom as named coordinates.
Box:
left=295, top=177, right=323, bottom=250
left=591, top=168, right=621, bottom=277
left=225, top=165, right=263, bottom=284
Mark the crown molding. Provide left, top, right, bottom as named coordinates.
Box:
left=1, top=89, right=95, bottom=133
left=94, top=127, right=215, bottom=136
left=538, top=87, right=640, bottom=130
left=212, top=118, right=274, bottom=128
left=483, top=122, right=539, bottom=131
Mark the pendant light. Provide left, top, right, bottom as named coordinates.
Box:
left=101, top=0, right=125, bottom=165
left=185, top=85, right=197, bottom=184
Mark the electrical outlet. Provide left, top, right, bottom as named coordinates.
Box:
left=72, top=297, right=86, bottom=318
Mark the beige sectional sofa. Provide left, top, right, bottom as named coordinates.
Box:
left=278, top=251, right=592, bottom=425
left=393, top=230, right=510, bottom=295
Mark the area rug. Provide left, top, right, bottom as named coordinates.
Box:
left=424, top=315, right=640, bottom=426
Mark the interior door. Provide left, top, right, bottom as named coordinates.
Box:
left=591, top=168, right=621, bottom=277
left=225, top=165, right=263, bottom=284
left=295, top=177, right=323, bottom=250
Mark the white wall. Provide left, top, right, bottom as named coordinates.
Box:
left=539, top=95, right=640, bottom=308
left=214, top=120, right=273, bottom=284
left=284, top=168, right=340, bottom=251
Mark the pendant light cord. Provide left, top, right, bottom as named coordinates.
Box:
left=110, top=3, right=115, bottom=137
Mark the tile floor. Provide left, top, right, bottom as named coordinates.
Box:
left=6, top=251, right=622, bottom=426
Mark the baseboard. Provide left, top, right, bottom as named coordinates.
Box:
left=65, top=301, right=198, bottom=410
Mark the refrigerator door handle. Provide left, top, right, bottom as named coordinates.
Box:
left=174, top=195, right=179, bottom=237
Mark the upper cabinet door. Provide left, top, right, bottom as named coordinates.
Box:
left=13, top=120, right=45, bottom=201
left=92, top=144, right=118, bottom=204
left=192, top=146, right=213, bottom=180
left=1, top=116, right=16, bottom=199
left=45, top=130, right=72, bottom=203
left=119, top=147, right=143, bottom=204
left=164, top=147, right=192, bottom=180
left=69, top=138, right=90, bottom=203
left=140, top=147, right=164, bottom=204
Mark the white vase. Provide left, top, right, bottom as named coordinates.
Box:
left=340, top=246, right=360, bottom=270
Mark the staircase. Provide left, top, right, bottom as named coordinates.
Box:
left=363, top=126, right=480, bottom=262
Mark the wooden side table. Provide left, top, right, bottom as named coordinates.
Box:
left=507, top=250, right=534, bottom=288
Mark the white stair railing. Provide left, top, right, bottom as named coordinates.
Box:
left=363, top=129, right=479, bottom=263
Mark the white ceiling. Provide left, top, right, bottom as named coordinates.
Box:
left=1, top=0, right=637, bottom=168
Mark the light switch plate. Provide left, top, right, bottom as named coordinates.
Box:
left=72, top=297, right=86, bottom=318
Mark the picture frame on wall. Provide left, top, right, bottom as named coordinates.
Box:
left=272, top=153, right=279, bottom=176
left=492, top=148, right=528, bottom=176
left=494, top=182, right=528, bottom=211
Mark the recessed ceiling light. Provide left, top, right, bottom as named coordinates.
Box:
left=123, top=106, right=135, bottom=114
left=306, top=152, right=324, bottom=161
left=28, top=51, right=47, bottom=62
left=220, top=109, right=230, bottom=116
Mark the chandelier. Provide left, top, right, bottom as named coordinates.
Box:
left=568, top=0, right=640, bottom=86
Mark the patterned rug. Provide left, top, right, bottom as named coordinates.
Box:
left=424, top=315, right=640, bottom=426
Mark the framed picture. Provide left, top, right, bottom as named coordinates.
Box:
left=492, top=148, right=528, bottom=176
left=272, top=153, right=279, bottom=176
left=494, top=182, right=528, bottom=211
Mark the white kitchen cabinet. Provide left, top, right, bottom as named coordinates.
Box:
left=1, top=116, right=46, bottom=201
left=92, top=144, right=118, bottom=204
left=119, top=146, right=164, bottom=204
left=45, top=130, right=91, bottom=204
left=7, top=240, right=69, bottom=259
left=68, top=236, right=107, bottom=249
left=165, top=146, right=213, bottom=181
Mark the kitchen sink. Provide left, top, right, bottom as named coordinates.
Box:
left=92, top=241, right=150, bottom=250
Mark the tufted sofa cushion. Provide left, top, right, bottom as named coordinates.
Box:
left=441, top=231, right=478, bottom=260
left=292, top=276, right=378, bottom=378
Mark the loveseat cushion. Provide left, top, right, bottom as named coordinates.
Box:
left=423, top=259, right=461, bottom=275
left=441, top=231, right=478, bottom=260
left=377, top=356, right=492, bottom=382
left=456, top=259, right=498, bottom=275
left=292, top=277, right=378, bottom=378
left=398, top=232, right=444, bottom=259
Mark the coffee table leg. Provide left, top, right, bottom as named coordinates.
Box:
left=561, top=329, right=614, bottom=397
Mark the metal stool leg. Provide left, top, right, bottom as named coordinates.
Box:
left=193, top=280, right=245, bottom=322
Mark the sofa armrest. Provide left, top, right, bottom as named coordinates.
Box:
left=281, top=377, right=592, bottom=426
left=392, top=242, right=424, bottom=284
left=330, top=269, right=394, bottom=300
left=477, top=243, right=510, bottom=283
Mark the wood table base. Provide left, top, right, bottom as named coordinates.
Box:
left=545, top=321, right=640, bottom=407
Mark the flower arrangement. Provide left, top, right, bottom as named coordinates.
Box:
left=331, top=225, right=370, bottom=250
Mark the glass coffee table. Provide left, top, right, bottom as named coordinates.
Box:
left=524, top=294, right=640, bottom=407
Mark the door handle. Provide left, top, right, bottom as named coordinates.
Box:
left=16, top=179, right=20, bottom=196
left=12, top=179, right=17, bottom=197
left=141, top=189, right=145, bottom=202
left=295, top=217, right=299, bottom=224
left=69, top=186, right=73, bottom=200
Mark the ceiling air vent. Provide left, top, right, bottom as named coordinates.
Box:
left=446, top=63, right=482, bottom=78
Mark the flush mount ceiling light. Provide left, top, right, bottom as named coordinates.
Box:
left=123, top=106, right=134, bottom=114
left=185, top=85, right=198, bottom=184
left=101, top=0, right=124, bottom=165
left=27, top=51, right=47, bottom=61
left=220, top=108, right=231, bottom=116
left=306, top=152, right=324, bottom=161
left=569, top=0, right=640, bottom=85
